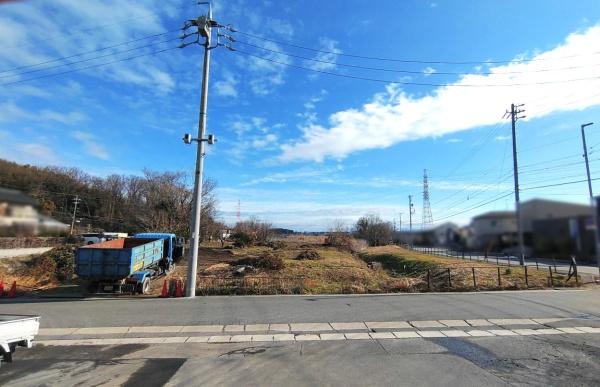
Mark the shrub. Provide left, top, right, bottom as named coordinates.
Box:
left=30, top=245, right=75, bottom=282
left=230, top=231, right=253, bottom=248
left=236, top=253, right=284, bottom=270
left=295, top=250, right=321, bottom=260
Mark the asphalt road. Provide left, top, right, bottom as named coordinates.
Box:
left=1, top=289, right=599, bottom=327
left=2, top=290, right=600, bottom=386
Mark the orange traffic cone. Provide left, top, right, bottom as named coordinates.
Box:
left=7, top=281, right=16, bottom=298
left=174, top=279, right=183, bottom=297
left=0, top=279, right=4, bottom=297
left=160, top=280, right=168, bottom=298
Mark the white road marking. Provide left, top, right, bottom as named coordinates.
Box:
left=440, top=330, right=470, bottom=337
left=290, top=323, right=332, bottom=332
left=230, top=335, right=253, bottom=343
left=466, top=320, right=495, bottom=327
left=181, top=325, right=223, bottom=333
left=251, top=334, right=274, bottom=342
left=345, top=332, right=371, bottom=340
left=35, top=326, right=600, bottom=346
left=393, top=331, right=421, bottom=339
left=320, top=333, right=346, bottom=340
left=488, top=329, right=518, bottom=336
left=268, top=324, right=290, bottom=332
left=331, top=322, right=368, bottom=330
left=366, top=321, right=411, bottom=329
left=273, top=334, right=295, bottom=341
left=295, top=334, right=320, bottom=341
left=128, top=326, right=183, bottom=333
left=369, top=332, right=395, bottom=339
left=466, top=330, right=495, bottom=337
left=417, top=331, right=446, bottom=338
left=488, top=319, right=540, bottom=326
left=439, top=320, right=469, bottom=327
left=245, top=324, right=270, bottom=331
left=207, top=335, right=231, bottom=343
left=411, top=320, right=445, bottom=328
left=223, top=325, right=245, bottom=332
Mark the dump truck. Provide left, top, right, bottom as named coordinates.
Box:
left=75, top=233, right=184, bottom=294
left=0, top=314, right=40, bottom=367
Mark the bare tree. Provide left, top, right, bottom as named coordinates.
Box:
left=354, top=214, right=393, bottom=246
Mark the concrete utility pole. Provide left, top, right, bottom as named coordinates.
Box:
left=70, top=195, right=80, bottom=235
left=408, top=195, right=415, bottom=231
left=580, top=122, right=600, bottom=275
left=507, top=103, right=526, bottom=265
left=181, top=4, right=218, bottom=298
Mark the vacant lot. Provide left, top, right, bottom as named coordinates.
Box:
left=0, top=238, right=578, bottom=297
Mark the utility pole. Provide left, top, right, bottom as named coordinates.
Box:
left=70, top=195, right=80, bottom=235
left=506, top=103, right=526, bottom=265
left=408, top=195, right=415, bottom=231
left=181, top=3, right=219, bottom=298
left=580, top=122, right=600, bottom=275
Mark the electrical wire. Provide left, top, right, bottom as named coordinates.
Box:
left=0, top=36, right=180, bottom=80
left=232, top=48, right=600, bottom=88
left=0, top=29, right=181, bottom=74
left=231, top=28, right=600, bottom=65
left=0, top=46, right=180, bottom=87
left=234, top=39, right=600, bottom=76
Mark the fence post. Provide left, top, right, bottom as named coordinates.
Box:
left=535, top=257, right=539, bottom=270
left=497, top=267, right=502, bottom=287
left=575, top=262, right=579, bottom=286
left=427, top=269, right=431, bottom=290
left=553, top=258, right=557, bottom=273
left=524, top=265, right=529, bottom=287
left=472, top=267, right=477, bottom=289
left=447, top=268, right=452, bottom=288
left=462, top=250, right=465, bottom=260
left=549, top=266, right=554, bottom=287
left=496, top=255, right=499, bottom=265
left=508, top=255, right=511, bottom=267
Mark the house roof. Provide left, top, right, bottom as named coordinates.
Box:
left=472, top=211, right=515, bottom=220
left=0, top=187, right=38, bottom=206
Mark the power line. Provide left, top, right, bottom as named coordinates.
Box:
left=0, top=29, right=181, bottom=74
left=0, top=36, right=180, bottom=80
left=0, top=46, right=179, bottom=87
left=234, top=39, right=600, bottom=76
left=231, top=28, right=600, bottom=65
left=231, top=48, right=600, bottom=88
left=521, top=177, right=600, bottom=191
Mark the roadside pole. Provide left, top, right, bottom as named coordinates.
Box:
left=580, top=122, right=600, bottom=276
left=508, top=103, right=526, bottom=265
left=70, top=195, right=80, bottom=235
left=185, top=6, right=213, bottom=298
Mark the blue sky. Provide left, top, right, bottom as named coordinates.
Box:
left=2, top=0, right=600, bottom=231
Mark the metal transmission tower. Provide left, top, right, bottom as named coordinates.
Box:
left=69, top=195, right=81, bottom=235
left=422, top=169, right=433, bottom=229
left=504, top=103, right=526, bottom=266
left=408, top=195, right=415, bottom=231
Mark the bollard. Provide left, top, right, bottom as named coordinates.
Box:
left=472, top=267, right=477, bottom=289
left=427, top=269, right=431, bottom=290
left=524, top=266, right=529, bottom=287
left=497, top=267, right=502, bottom=287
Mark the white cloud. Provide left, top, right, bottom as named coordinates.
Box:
left=447, top=138, right=463, bottom=143
left=18, top=143, right=61, bottom=165
left=70, top=130, right=109, bottom=160
left=214, top=69, right=239, bottom=98
left=304, top=38, right=342, bottom=73
left=494, top=135, right=511, bottom=141
left=423, top=66, right=437, bottom=76
left=0, top=0, right=178, bottom=94
left=279, top=25, right=600, bottom=162
left=0, top=101, right=87, bottom=124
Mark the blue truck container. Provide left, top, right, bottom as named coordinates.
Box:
left=76, top=233, right=184, bottom=294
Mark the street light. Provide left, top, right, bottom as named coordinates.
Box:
left=580, top=122, right=599, bottom=275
